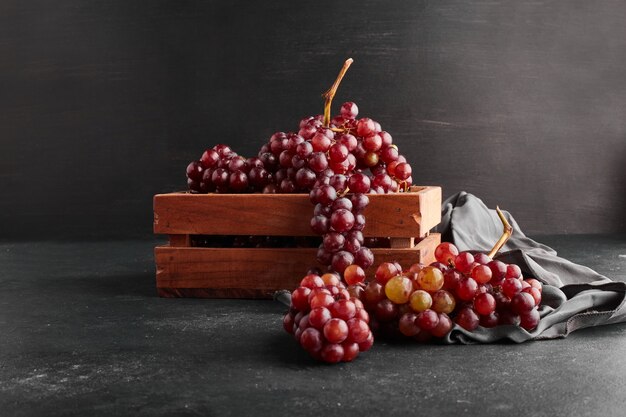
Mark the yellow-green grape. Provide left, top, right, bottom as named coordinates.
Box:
left=384, top=275, right=413, bottom=304
left=417, top=266, right=444, bottom=292
left=431, top=289, right=456, bottom=314
left=409, top=290, right=432, bottom=312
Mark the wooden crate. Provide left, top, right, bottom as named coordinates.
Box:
left=153, top=185, right=442, bottom=298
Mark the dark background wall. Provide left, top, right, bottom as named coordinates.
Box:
left=1, top=0, right=625, bottom=239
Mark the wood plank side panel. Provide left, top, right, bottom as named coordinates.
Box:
left=155, top=233, right=440, bottom=298
left=153, top=186, right=441, bottom=238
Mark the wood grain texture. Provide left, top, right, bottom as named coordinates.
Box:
left=155, top=233, right=440, bottom=299
left=154, top=186, right=441, bottom=238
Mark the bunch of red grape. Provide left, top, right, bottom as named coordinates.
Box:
left=186, top=144, right=272, bottom=193
left=351, top=242, right=543, bottom=342
left=439, top=242, right=543, bottom=331
left=283, top=273, right=374, bottom=363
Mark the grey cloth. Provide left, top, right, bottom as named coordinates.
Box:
left=439, top=192, right=626, bottom=343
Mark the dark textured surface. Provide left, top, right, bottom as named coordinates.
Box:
left=1, top=1, right=626, bottom=239
left=1, top=235, right=625, bottom=416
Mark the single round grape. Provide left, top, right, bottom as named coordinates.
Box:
left=511, top=292, right=536, bottom=314
left=456, top=277, right=478, bottom=301
left=374, top=262, right=400, bottom=285
left=338, top=133, right=358, bottom=151
left=417, top=266, right=444, bottom=292
left=394, top=162, right=412, bottom=180
left=229, top=171, right=249, bottom=192
left=455, top=307, right=480, bottom=331
left=371, top=173, right=392, bottom=192
left=200, top=149, right=220, bottom=169
left=279, top=178, right=296, bottom=193
left=317, top=185, right=337, bottom=206
left=323, top=318, right=349, bottom=344
left=348, top=173, right=371, bottom=194
left=431, top=313, right=453, bottom=338
left=479, top=312, right=499, bottom=328
left=352, top=213, right=366, bottom=231
left=248, top=167, right=270, bottom=188
left=523, top=287, right=542, bottom=306
left=295, top=168, right=316, bottom=189
left=309, top=291, right=334, bottom=309
left=310, top=215, right=329, bottom=235
left=300, top=327, right=323, bottom=353
left=380, top=145, right=399, bottom=164
left=454, top=252, right=475, bottom=274
left=434, top=242, right=459, bottom=265
left=329, top=143, right=349, bottom=162
left=343, top=235, right=361, bottom=254
left=506, top=264, right=523, bottom=279
left=308, top=152, right=328, bottom=173
left=321, top=273, right=341, bottom=286
left=358, top=331, right=374, bottom=352
left=374, top=299, right=398, bottom=322
left=525, top=278, right=543, bottom=290
left=385, top=276, right=413, bottom=304
left=473, top=253, right=492, bottom=265
left=341, top=342, right=360, bottom=362
left=409, top=290, right=432, bottom=313
left=443, top=269, right=462, bottom=291
left=300, top=274, right=325, bottom=289
left=323, top=232, right=345, bottom=252
left=330, top=299, right=357, bottom=321
left=291, top=287, right=312, bottom=311
left=473, top=292, right=497, bottom=315
left=417, top=309, right=440, bottom=331
left=329, top=175, right=348, bottom=193
left=356, top=118, right=376, bottom=137
left=320, top=343, right=344, bottom=363
left=311, top=131, right=332, bottom=152
left=363, top=151, right=379, bottom=167
left=520, top=308, right=540, bottom=330
left=431, top=290, right=456, bottom=314
left=487, top=260, right=507, bottom=284
left=340, top=102, right=359, bottom=119
left=354, top=247, right=374, bottom=269
left=283, top=312, right=295, bottom=334
left=501, top=277, right=523, bottom=298
left=346, top=318, right=370, bottom=343
left=363, top=133, right=382, bottom=152
left=308, top=307, right=332, bottom=329
left=344, top=264, right=366, bottom=285
left=471, top=264, right=493, bottom=284
left=331, top=251, right=354, bottom=274
left=331, top=197, right=352, bottom=212
left=399, top=313, right=420, bottom=336
left=364, top=281, right=386, bottom=307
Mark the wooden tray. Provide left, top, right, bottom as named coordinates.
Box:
left=153, top=185, right=442, bottom=298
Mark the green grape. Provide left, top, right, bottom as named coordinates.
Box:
left=417, top=266, right=444, bottom=292
left=384, top=276, right=413, bottom=304
left=409, top=290, right=432, bottom=312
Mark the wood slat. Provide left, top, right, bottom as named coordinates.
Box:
left=153, top=186, right=441, bottom=238
left=155, top=233, right=440, bottom=299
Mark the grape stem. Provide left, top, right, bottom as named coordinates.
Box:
left=322, top=58, right=354, bottom=127
left=487, top=206, right=513, bottom=258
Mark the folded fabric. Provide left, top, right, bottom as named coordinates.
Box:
left=438, top=192, right=626, bottom=343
